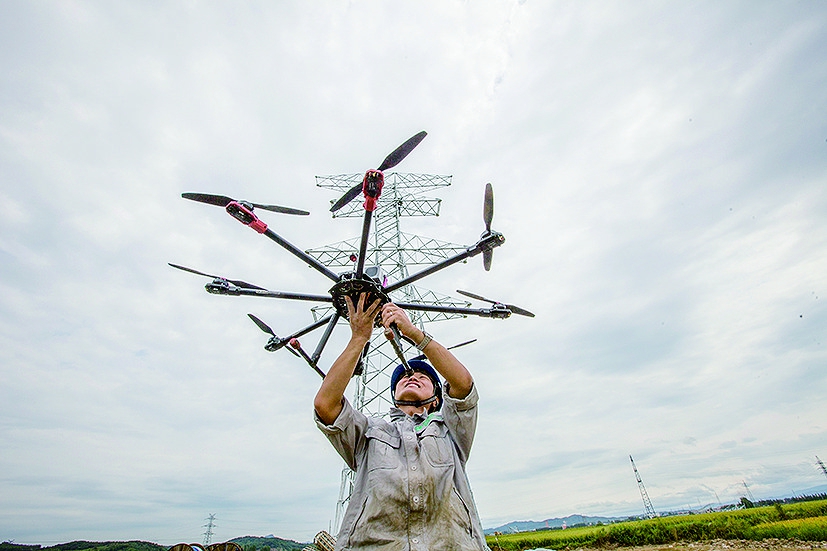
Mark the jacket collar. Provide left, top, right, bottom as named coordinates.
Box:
left=390, top=407, right=443, bottom=431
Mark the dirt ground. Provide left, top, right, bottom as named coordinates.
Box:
left=572, top=541, right=827, bottom=551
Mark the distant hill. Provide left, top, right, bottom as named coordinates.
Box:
left=228, top=535, right=305, bottom=551
left=0, top=542, right=165, bottom=551
left=484, top=514, right=624, bottom=535
left=0, top=538, right=306, bottom=551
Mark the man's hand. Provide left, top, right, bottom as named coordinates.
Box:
left=380, top=302, right=420, bottom=342
left=346, top=293, right=383, bottom=341
left=380, top=301, right=474, bottom=400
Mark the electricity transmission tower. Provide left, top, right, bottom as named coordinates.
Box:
left=307, top=172, right=471, bottom=532
left=629, top=455, right=656, bottom=519
left=742, top=480, right=756, bottom=502
left=202, top=513, right=216, bottom=546
left=817, top=456, right=827, bottom=479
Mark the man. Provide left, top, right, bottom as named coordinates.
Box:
left=314, top=293, right=490, bottom=550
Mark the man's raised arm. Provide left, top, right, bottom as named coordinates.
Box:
left=314, top=294, right=382, bottom=425
left=380, top=302, right=473, bottom=399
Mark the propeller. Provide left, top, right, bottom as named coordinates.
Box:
left=330, top=131, right=427, bottom=212
left=410, top=338, right=477, bottom=362
left=482, top=183, right=494, bottom=271
left=456, top=289, right=535, bottom=318
left=182, top=193, right=309, bottom=216
left=168, top=263, right=266, bottom=290
left=248, top=313, right=300, bottom=357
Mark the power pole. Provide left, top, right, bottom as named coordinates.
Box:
left=202, top=513, right=216, bottom=546
left=629, top=455, right=656, bottom=519
left=308, top=172, right=471, bottom=533
left=816, top=456, right=827, bottom=479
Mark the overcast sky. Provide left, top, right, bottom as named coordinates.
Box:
left=2, top=0, right=826, bottom=546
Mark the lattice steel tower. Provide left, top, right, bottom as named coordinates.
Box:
left=307, top=172, right=472, bottom=532
left=629, top=455, right=656, bottom=519
left=202, top=513, right=216, bottom=546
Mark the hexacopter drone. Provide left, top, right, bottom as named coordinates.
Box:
left=170, top=131, right=533, bottom=378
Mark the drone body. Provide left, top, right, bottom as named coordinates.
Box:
left=172, top=131, right=533, bottom=377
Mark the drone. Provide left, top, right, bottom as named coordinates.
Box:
left=171, top=131, right=533, bottom=378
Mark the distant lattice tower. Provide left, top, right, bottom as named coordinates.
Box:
left=742, top=480, right=756, bottom=502
left=307, top=172, right=472, bottom=533
left=629, top=455, right=656, bottom=519
left=817, top=456, right=827, bottom=479
left=202, top=513, right=216, bottom=546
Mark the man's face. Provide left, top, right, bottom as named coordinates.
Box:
left=394, top=370, right=435, bottom=402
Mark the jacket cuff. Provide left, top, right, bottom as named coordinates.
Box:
left=443, top=381, right=478, bottom=411
left=314, top=397, right=354, bottom=434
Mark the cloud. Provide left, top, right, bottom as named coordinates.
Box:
left=1, top=0, right=827, bottom=544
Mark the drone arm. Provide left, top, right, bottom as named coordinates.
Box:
left=264, top=315, right=334, bottom=353
left=385, top=323, right=412, bottom=375
left=311, top=312, right=341, bottom=365
left=385, top=252, right=471, bottom=293
left=262, top=228, right=340, bottom=282
left=214, top=286, right=334, bottom=303
left=289, top=340, right=327, bottom=378
left=354, top=210, right=373, bottom=278
left=385, top=233, right=505, bottom=293
left=394, top=301, right=512, bottom=319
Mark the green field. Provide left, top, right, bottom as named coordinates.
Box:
left=486, top=500, right=827, bottom=550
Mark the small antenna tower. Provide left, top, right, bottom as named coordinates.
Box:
left=817, top=456, right=827, bottom=479
left=629, top=455, right=656, bottom=519
left=203, top=513, right=216, bottom=546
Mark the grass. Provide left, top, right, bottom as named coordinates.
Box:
left=486, top=500, right=827, bottom=550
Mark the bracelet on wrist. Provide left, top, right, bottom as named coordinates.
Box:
left=416, top=330, right=433, bottom=351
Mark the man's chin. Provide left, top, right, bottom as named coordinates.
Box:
left=397, top=391, right=427, bottom=402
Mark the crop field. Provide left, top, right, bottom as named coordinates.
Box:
left=486, top=500, right=827, bottom=551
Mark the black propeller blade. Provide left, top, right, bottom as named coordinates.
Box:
left=456, top=289, right=535, bottom=318
left=248, top=313, right=300, bottom=357
left=182, top=193, right=309, bottom=216
left=248, top=312, right=275, bottom=334
left=168, top=263, right=266, bottom=290
left=329, top=183, right=364, bottom=213
left=377, top=131, right=427, bottom=172
left=483, top=183, right=494, bottom=233
left=411, top=338, right=477, bottom=362
left=482, top=183, right=494, bottom=271
left=330, top=131, right=427, bottom=212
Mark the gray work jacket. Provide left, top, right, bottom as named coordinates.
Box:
left=315, top=383, right=489, bottom=551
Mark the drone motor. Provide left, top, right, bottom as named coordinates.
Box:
left=226, top=201, right=267, bottom=233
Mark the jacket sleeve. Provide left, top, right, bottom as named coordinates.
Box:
left=314, top=397, right=369, bottom=471
left=441, top=382, right=479, bottom=464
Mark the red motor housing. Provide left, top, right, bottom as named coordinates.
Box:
left=362, top=170, right=384, bottom=212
